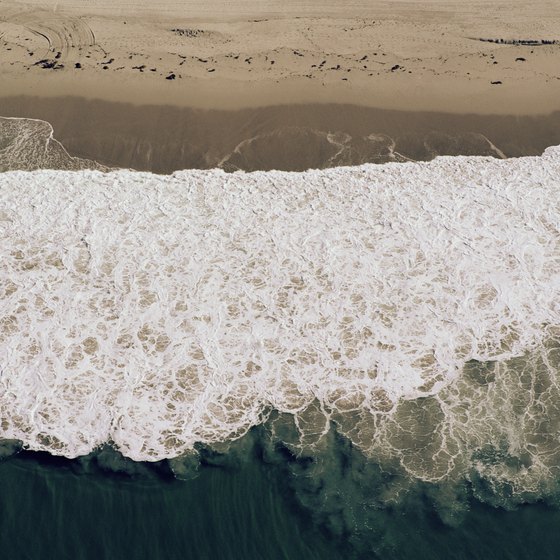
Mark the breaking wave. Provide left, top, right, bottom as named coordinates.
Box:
left=1, top=146, right=560, bottom=507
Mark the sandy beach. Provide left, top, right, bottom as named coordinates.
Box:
left=1, top=0, right=560, bottom=114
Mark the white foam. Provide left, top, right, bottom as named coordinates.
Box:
left=0, top=117, right=106, bottom=172
left=0, top=147, right=559, bottom=461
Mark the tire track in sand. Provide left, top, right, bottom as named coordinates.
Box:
left=1, top=7, right=97, bottom=58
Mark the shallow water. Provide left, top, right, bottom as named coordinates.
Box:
left=2, top=100, right=560, bottom=173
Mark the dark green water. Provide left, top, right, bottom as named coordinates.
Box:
left=0, top=449, right=339, bottom=560
left=2, top=435, right=560, bottom=560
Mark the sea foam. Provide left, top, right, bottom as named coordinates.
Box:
left=0, top=149, right=559, bottom=488
left=0, top=117, right=106, bottom=172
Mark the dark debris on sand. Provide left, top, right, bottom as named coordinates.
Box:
left=34, top=59, right=64, bottom=70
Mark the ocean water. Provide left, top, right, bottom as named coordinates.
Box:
left=2, top=439, right=560, bottom=560
left=1, top=118, right=560, bottom=558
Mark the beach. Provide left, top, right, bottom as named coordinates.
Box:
left=1, top=0, right=560, bottom=115
left=2, top=0, right=560, bottom=171
left=2, top=2, right=560, bottom=559
left=2, top=0, right=560, bottom=172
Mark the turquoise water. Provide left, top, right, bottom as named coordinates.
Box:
left=2, top=432, right=560, bottom=560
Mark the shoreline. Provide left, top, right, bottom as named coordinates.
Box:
left=2, top=96, right=560, bottom=173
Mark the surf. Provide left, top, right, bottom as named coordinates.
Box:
left=0, top=146, right=559, bottom=504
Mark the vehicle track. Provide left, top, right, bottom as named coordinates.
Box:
left=1, top=7, right=97, bottom=58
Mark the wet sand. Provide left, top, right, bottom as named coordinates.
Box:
left=1, top=96, right=559, bottom=173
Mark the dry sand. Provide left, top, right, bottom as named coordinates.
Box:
left=1, top=0, right=560, bottom=114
